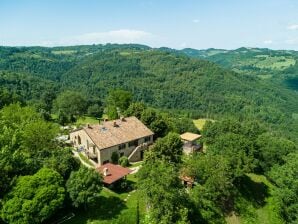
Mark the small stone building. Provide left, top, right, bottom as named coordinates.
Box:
left=180, top=132, right=202, bottom=154
left=70, top=116, right=154, bottom=166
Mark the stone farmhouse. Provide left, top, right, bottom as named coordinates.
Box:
left=70, top=116, right=154, bottom=166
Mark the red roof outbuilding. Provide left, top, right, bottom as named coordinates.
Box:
left=97, top=163, right=132, bottom=185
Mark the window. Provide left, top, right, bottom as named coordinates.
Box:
left=120, top=152, right=124, bottom=157
left=118, top=143, right=126, bottom=150
left=128, top=140, right=139, bottom=147
left=78, top=135, right=81, bottom=144
left=144, top=136, right=151, bottom=142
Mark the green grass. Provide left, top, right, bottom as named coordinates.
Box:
left=78, top=152, right=94, bottom=167
left=76, top=116, right=99, bottom=126
left=193, top=118, right=214, bottom=130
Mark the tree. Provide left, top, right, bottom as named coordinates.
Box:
left=87, top=104, right=103, bottom=118
left=138, top=160, right=189, bottom=223
left=119, top=156, right=129, bottom=167
left=106, top=105, right=119, bottom=120
left=146, top=132, right=183, bottom=164
left=125, top=102, right=146, bottom=119
left=66, top=166, right=103, bottom=210
left=111, top=151, right=119, bottom=164
left=53, top=90, right=87, bottom=123
left=256, top=133, right=296, bottom=172
left=269, top=152, right=298, bottom=224
left=106, top=89, right=132, bottom=113
left=141, top=108, right=169, bottom=138
left=185, top=154, right=234, bottom=219
left=1, top=168, right=65, bottom=224
left=44, top=147, right=80, bottom=179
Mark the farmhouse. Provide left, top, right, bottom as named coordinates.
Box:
left=70, top=116, right=154, bottom=166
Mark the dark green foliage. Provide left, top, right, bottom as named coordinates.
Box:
left=125, top=102, right=146, bottom=119
left=141, top=108, right=169, bottom=138
left=138, top=160, right=189, bottom=223
left=66, top=166, right=103, bottom=210
left=44, top=147, right=80, bottom=179
left=146, top=132, right=183, bottom=164
left=53, top=90, right=87, bottom=123
left=105, top=89, right=132, bottom=113
left=111, top=151, right=119, bottom=164
left=87, top=104, right=103, bottom=118
left=185, top=154, right=233, bottom=223
left=119, top=156, right=129, bottom=167
left=0, top=168, right=65, bottom=224
left=269, top=152, right=298, bottom=224
left=106, top=105, right=119, bottom=120
left=256, top=133, right=296, bottom=173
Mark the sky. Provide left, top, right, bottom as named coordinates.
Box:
left=1, top=0, right=298, bottom=50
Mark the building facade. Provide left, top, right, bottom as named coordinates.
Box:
left=70, top=116, right=154, bottom=166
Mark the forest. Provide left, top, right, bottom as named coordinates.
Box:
left=0, top=44, right=297, bottom=224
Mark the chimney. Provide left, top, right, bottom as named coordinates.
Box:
left=120, top=116, right=126, bottom=122
left=87, top=124, right=91, bottom=128
left=103, top=167, right=109, bottom=176
left=113, top=121, right=117, bottom=127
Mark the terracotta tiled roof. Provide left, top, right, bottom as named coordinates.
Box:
left=97, top=163, right=132, bottom=184
left=83, top=116, right=154, bottom=150
left=180, top=132, right=202, bottom=142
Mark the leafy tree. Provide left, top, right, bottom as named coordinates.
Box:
left=44, top=147, right=80, bottom=179
left=87, top=104, right=103, bottom=118
left=141, top=108, right=169, bottom=138
left=106, top=89, right=132, bottom=112
left=111, top=151, right=119, bottom=164
left=1, top=168, right=65, bottom=224
left=66, top=166, right=103, bottom=210
left=146, top=132, right=183, bottom=164
left=125, top=102, right=146, bottom=119
left=256, top=133, right=296, bottom=172
left=269, top=152, right=298, bottom=224
left=119, top=156, right=129, bottom=167
left=138, top=160, right=189, bottom=223
left=53, top=90, right=87, bottom=123
left=106, top=105, right=119, bottom=120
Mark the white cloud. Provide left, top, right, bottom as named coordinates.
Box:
left=287, top=24, right=298, bottom=30
left=263, top=40, right=273, bottom=44
left=192, top=19, right=200, bottom=23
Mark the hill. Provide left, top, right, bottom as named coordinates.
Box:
left=0, top=44, right=297, bottom=140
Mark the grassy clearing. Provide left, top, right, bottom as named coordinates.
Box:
left=76, top=116, right=99, bottom=126
left=193, top=118, right=214, bottom=130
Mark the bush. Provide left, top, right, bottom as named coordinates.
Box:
left=119, top=156, right=130, bottom=167
left=111, top=151, right=119, bottom=164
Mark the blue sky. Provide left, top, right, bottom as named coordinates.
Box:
left=1, top=0, right=298, bottom=50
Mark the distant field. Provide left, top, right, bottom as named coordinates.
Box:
left=193, top=118, right=214, bottom=130
left=51, top=50, right=77, bottom=55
